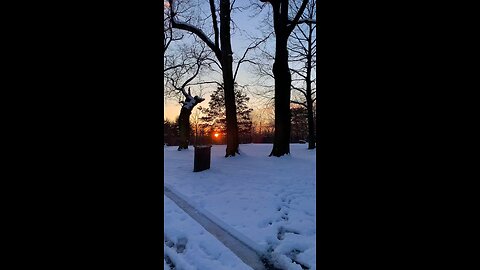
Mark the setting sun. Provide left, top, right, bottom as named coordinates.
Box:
left=214, top=133, right=219, bottom=138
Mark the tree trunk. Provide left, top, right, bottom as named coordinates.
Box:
left=316, top=99, right=318, bottom=146
left=168, top=0, right=239, bottom=157
left=220, top=0, right=239, bottom=157
left=265, top=0, right=311, bottom=156
left=178, top=108, right=192, bottom=150
left=306, top=24, right=315, bottom=150
left=306, top=99, right=315, bottom=149
left=270, top=34, right=292, bottom=157
left=269, top=1, right=292, bottom=157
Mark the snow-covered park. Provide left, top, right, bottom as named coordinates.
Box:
left=164, top=144, right=316, bottom=270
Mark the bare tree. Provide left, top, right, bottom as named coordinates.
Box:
left=163, top=2, right=184, bottom=71
left=177, top=87, right=205, bottom=150
left=251, top=105, right=275, bottom=142
left=165, top=42, right=210, bottom=150
left=168, top=0, right=240, bottom=157
left=257, top=0, right=311, bottom=157
left=190, top=107, right=202, bottom=146
left=289, top=0, right=316, bottom=149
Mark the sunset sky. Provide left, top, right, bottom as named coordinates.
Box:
left=164, top=1, right=272, bottom=121
left=163, top=1, right=315, bottom=123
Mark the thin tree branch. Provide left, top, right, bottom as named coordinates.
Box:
left=209, top=0, right=220, bottom=49
left=292, top=18, right=317, bottom=25
left=233, top=32, right=274, bottom=81
left=291, top=84, right=307, bottom=97
left=187, top=81, right=223, bottom=87
left=287, top=0, right=310, bottom=34
left=290, top=68, right=307, bottom=79
left=169, top=0, right=222, bottom=60
left=291, top=100, right=307, bottom=108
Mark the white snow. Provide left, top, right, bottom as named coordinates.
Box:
left=164, top=144, right=316, bottom=269
left=164, top=195, right=253, bottom=269
left=182, top=98, right=196, bottom=110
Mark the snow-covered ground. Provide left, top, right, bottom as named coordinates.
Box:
left=164, top=144, right=316, bottom=269
left=164, top=195, right=253, bottom=270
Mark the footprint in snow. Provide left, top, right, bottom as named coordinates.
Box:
left=304, top=211, right=314, bottom=217
left=165, top=239, right=174, bottom=248
left=164, top=255, right=175, bottom=270
left=176, top=237, right=188, bottom=254
left=277, top=227, right=300, bottom=240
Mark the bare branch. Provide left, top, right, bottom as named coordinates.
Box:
left=291, top=84, right=307, bottom=97
left=292, top=18, right=317, bottom=25
left=169, top=0, right=222, bottom=60
left=209, top=0, right=220, bottom=48
left=164, top=63, right=185, bottom=73
left=181, top=58, right=202, bottom=90
left=290, top=100, right=307, bottom=108
left=292, top=28, right=309, bottom=49
left=187, top=81, right=223, bottom=87
left=290, top=68, right=307, bottom=79
left=205, top=57, right=222, bottom=70
left=287, top=0, right=310, bottom=34
left=233, top=31, right=274, bottom=81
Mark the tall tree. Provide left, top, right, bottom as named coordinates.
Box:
left=289, top=0, right=316, bottom=149
left=168, top=0, right=240, bottom=157
left=177, top=87, right=205, bottom=150
left=163, top=119, right=179, bottom=146
left=259, top=0, right=311, bottom=156
left=290, top=106, right=308, bottom=142
left=164, top=41, right=209, bottom=150
left=163, top=1, right=184, bottom=72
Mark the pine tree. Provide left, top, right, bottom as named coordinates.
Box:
left=290, top=106, right=308, bottom=143
left=199, top=84, right=253, bottom=143
left=164, top=118, right=179, bottom=146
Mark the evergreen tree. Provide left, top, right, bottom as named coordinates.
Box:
left=200, top=84, right=253, bottom=143
left=290, top=106, right=308, bottom=142
left=163, top=118, right=179, bottom=146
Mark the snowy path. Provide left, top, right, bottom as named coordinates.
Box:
left=165, top=185, right=267, bottom=270
left=164, top=195, right=254, bottom=270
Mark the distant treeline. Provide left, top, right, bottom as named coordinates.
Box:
left=164, top=106, right=314, bottom=146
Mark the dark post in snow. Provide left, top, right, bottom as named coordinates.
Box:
left=260, top=0, right=311, bottom=157
left=178, top=87, right=205, bottom=150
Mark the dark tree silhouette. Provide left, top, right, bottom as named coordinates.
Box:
left=259, top=0, right=310, bottom=156
left=163, top=2, right=184, bottom=72
left=290, top=106, right=308, bottom=142
left=165, top=45, right=207, bottom=150
left=177, top=87, right=205, bottom=150
left=289, top=0, right=316, bottom=149
left=164, top=119, right=179, bottom=146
